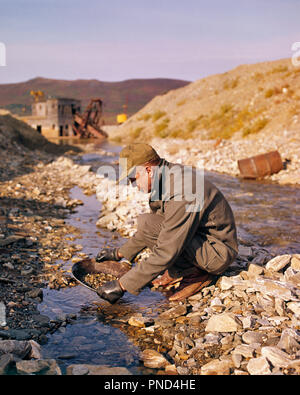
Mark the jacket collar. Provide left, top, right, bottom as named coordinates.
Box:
left=150, top=158, right=169, bottom=202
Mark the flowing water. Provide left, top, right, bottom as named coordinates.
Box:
left=39, top=140, right=300, bottom=374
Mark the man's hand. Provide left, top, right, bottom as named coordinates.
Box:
left=96, top=248, right=121, bottom=263
left=97, top=280, right=124, bottom=304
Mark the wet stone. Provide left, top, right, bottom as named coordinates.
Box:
left=0, top=353, right=15, bottom=375
left=16, top=359, right=62, bottom=375
left=159, top=304, right=187, bottom=320
left=128, top=314, right=154, bottom=328
left=0, top=340, right=31, bottom=358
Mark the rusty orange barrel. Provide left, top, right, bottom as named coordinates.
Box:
left=238, top=150, right=283, bottom=179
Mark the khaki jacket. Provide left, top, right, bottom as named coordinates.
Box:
left=120, top=159, right=238, bottom=294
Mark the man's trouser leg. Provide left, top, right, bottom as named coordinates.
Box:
left=118, top=213, right=164, bottom=262
left=119, top=213, right=193, bottom=275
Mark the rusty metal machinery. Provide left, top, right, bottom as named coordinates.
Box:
left=72, top=98, right=108, bottom=139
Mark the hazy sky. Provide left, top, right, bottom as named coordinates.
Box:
left=0, top=0, right=299, bottom=83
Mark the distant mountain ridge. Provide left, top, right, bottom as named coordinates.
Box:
left=109, top=57, right=300, bottom=142
left=0, top=77, right=190, bottom=123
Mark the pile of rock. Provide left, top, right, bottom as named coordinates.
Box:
left=95, top=177, right=150, bottom=237
left=0, top=339, right=61, bottom=375
left=123, top=254, right=300, bottom=375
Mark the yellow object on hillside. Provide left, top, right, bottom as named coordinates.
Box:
left=30, top=90, right=45, bottom=102
left=117, top=113, right=127, bottom=124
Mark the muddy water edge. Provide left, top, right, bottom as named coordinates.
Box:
left=1, top=139, right=299, bottom=375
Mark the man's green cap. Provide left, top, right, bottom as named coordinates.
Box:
left=118, top=143, right=160, bottom=183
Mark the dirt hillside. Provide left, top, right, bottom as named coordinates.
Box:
left=0, top=114, right=80, bottom=181
left=109, top=58, right=300, bottom=143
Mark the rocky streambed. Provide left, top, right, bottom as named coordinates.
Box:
left=0, top=139, right=300, bottom=375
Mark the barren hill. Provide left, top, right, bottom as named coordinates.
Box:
left=0, top=77, right=189, bottom=124
left=109, top=58, right=300, bottom=143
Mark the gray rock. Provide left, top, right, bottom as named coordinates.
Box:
left=240, top=316, right=256, bottom=330
left=0, top=340, right=31, bottom=358
left=128, top=314, right=154, bottom=327
left=32, top=314, right=50, bottom=328
left=28, top=340, right=42, bottom=359
left=232, top=344, right=255, bottom=359
left=205, top=312, right=240, bottom=332
left=265, top=255, right=291, bottom=272
left=26, top=288, right=43, bottom=299
left=218, top=276, right=246, bottom=291
left=16, top=359, right=62, bottom=375
left=247, top=356, right=271, bottom=375
left=291, top=255, right=300, bottom=271
left=204, top=333, right=222, bottom=345
left=287, top=302, right=300, bottom=316
left=232, top=352, right=242, bottom=368
left=252, top=277, right=297, bottom=301
left=0, top=302, right=6, bottom=327
left=68, top=365, right=89, bottom=375
left=0, top=328, right=33, bottom=340
left=159, top=304, right=187, bottom=320
left=176, top=366, right=189, bottom=375
left=277, top=329, right=300, bottom=354
left=274, top=298, right=286, bottom=316
left=0, top=353, right=15, bottom=375
left=242, top=331, right=265, bottom=345
left=238, top=246, right=253, bottom=258
left=140, top=349, right=169, bottom=369
left=66, top=364, right=132, bottom=375
left=261, top=346, right=293, bottom=368
left=201, top=358, right=233, bottom=375
left=247, top=263, right=264, bottom=278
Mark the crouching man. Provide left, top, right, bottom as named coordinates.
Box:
left=96, top=143, right=238, bottom=303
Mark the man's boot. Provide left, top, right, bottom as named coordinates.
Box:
left=152, top=269, right=182, bottom=288
left=168, top=269, right=215, bottom=302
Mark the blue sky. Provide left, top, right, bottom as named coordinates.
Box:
left=0, top=0, right=299, bottom=83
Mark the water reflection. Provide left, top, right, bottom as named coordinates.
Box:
left=207, top=171, right=300, bottom=255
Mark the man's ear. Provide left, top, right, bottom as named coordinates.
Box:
left=145, top=165, right=152, bottom=175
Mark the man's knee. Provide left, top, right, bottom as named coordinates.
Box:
left=199, top=246, right=237, bottom=275
left=185, top=236, right=236, bottom=276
